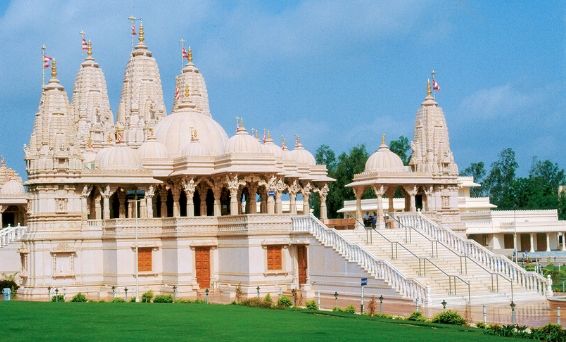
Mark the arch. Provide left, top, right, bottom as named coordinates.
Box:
left=155, top=191, right=162, bottom=218
left=110, top=191, right=119, bottom=219
left=220, top=187, right=230, bottom=216
left=240, top=187, right=250, bottom=214
left=206, top=189, right=214, bottom=216
left=194, top=189, right=202, bottom=216
left=166, top=189, right=174, bottom=217
left=179, top=190, right=187, bottom=217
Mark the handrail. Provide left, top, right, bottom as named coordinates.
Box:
left=394, top=212, right=547, bottom=296
left=0, top=224, right=27, bottom=247
left=422, top=258, right=470, bottom=302
left=291, top=214, right=429, bottom=303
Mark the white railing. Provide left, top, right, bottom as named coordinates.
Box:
left=292, top=214, right=429, bottom=303
left=395, top=212, right=548, bottom=296
left=0, top=224, right=27, bottom=247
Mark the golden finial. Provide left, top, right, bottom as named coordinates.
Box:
left=295, top=135, right=301, bottom=147
left=427, top=78, right=431, bottom=96
left=255, top=129, right=259, bottom=139
left=51, top=59, right=57, bottom=78
left=281, top=136, right=287, bottom=150
left=267, top=129, right=272, bottom=140
left=381, top=133, right=386, bottom=145
left=188, top=46, right=193, bottom=62
left=87, top=40, right=92, bottom=57
left=138, top=21, right=145, bottom=43
left=184, top=85, right=190, bottom=98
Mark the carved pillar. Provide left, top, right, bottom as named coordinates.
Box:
left=408, top=186, right=417, bottom=212
left=373, top=185, right=386, bottom=228
left=237, top=189, right=243, bottom=214
left=530, top=233, right=535, bottom=253
left=199, top=186, right=207, bottom=216
left=562, top=233, right=566, bottom=251
left=94, top=194, right=102, bottom=219
left=213, top=187, right=221, bottom=217
left=249, top=184, right=257, bottom=214
left=353, top=187, right=364, bottom=224
left=102, top=195, right=110, bottom=220
left=267, top=193, right=275, bottom=214
left=172, top=187, right=181, bottom=217
left=546, top=233, right=551, bottom=252
left=140, top=193, right=147, bottom=218
left=319, top=184, right=329, bottom=220
left=146, top=186, right=154, bottom=218
left=80, top=186, right=91, bottom=220
left=160, top=189, right=168, bottom=218
left=423, top=186, right=433, bottom=212
left=275, top=191, right=283, bottom=214
left=288, top=181, right=299, bottom=215
left=183, top=179, right=196, bottom=218
left=119, top=191, right=126, bottom=218
left=388, top=193, right=394, bottom=212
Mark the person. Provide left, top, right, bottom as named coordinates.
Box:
left=370, top=214, right=377, bottom=228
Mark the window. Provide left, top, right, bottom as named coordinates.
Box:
left=266, top=245, right=282, bottom=271
left=138, top=248, right=152, bottom=272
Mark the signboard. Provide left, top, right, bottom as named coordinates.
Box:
left=268, top=191, right=275, bottom=197
left=361, top=277, right=368, bottom=286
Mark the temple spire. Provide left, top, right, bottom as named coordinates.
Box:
left=87, top=40, right=92, bottom=57
left=51, top=59, right=57, bottom=79
left=138, top=21, right=144, bottom=43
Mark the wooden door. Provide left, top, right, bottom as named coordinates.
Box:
left=195, top=247, right=211, bottom=289
left=297, top=245, right=307, bottom=285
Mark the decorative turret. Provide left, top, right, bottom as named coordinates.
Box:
left=117, top=21, right=166, bottom=147
left=70, top=40, right=114, bottom=152
left=26, top=59, right=82, bottom=175
left=409, top=78, right=458, bottom=176
left=172, top=47, right=211, bottom=115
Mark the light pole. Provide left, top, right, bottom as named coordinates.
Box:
left=130, top=189, right=144, bottom=303
left=513, top=208, right=518, bottom=263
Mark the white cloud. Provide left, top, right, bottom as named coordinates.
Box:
left=458, top=84, right=539, bottom=120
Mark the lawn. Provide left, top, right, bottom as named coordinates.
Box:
left=0, top=302, right=520, bottom=341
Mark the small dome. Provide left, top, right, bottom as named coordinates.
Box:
left=95, top=144, right=141, bottom=170
left=281, top=140, right=293, bottom=162
left=180, top=129, right=210, bottom=157
left=225, top=124, right=263, bottom=154
left=1, top=179, right=24, bottom=195
left=365, top=140, right=405, bottom=173
left=262, top=131, right=283, bottom=159
left=289, top=138, right=316, bottom=166
left=139, top=138, right=168, bottom=159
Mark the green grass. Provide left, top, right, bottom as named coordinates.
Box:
left=0, top=302, right=520, bottom=341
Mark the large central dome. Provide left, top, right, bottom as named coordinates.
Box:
left=154, top=109, right=228, bottom=157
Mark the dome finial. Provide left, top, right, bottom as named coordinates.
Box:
left=427, top=78, right=432, bottom=97
left=381, top=133, right=386, bottom=145
left=87, top=40, right=92, bottom=57
left=50, top=58, right=57, bottom=79
left=188, top=46, right=193, bottom=63
left=138, top=21, right=145, bottom=43
left=295, top=135, right=302, bottom=148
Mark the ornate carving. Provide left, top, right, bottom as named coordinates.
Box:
left=81, top=185, right=93, bottom=198
left=182, top=177, right=197, bottom=196
left=146, top=185, right=155, bottom=198
left=287, top=180, right=300, bottom=195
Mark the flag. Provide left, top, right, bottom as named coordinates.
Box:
left=432, top=79, right=440, bottom=92
left=81, top=38, right=88, bottom=51
left=175, top=86, right=180, bottom=100
left=43, top=55, right=52, bottom=68
left=182, top=47, right=188, bottom=60
left=131, top=24, right=136, bottom=36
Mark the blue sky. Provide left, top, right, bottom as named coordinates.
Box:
left=1, top=0, right=565, bottom=178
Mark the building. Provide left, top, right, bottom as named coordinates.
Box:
left=0, top=23, right=552, bottom=305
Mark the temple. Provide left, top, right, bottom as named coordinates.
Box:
left=0, top=23, right=559, bottom=306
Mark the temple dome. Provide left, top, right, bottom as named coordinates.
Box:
left=262, top=133, right=283, bottom=159
left=154, top=109, right=228, bottom=157
left=289, top=138, right=316, bottom=166
left=180, top=138, right=210, bottom=158
left=95, top=144, right=141, bottom=170
left=139, top=137, right=168, bottom=159
left=0, top=179, right=24, bottom=195
left=225, top=125, right=263, bottom=154
left=365, top=140, right=405, bottom=173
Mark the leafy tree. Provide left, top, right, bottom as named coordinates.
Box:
left=389, top=136, right=411, bottom=165
left=315, top=145, right=337, bottom=173
left=483, top=148, right=518, bottom=209
left=460, top=161, right=487, bottom=197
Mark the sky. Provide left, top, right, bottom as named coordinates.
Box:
left=0, top=0, right=565, bottom=178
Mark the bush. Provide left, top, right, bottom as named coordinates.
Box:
left=264, top=293, right=272, bottom=305
left=305, top=300, right=318, bottom=311
left=51, top=295, right=65, bottom=302
left=344, top=305, right=356, bottom=314
left=71, top=293, right=88, bottom=302
left=0, top=279, right=19, bottom=294
left=112, top=297, right=126, bottom=303
left=531, top=323, right=564, bottom=341
left=175, top=298, right=193, bottom=304
left=235, top=284, right=243, bottom=304
left=129, top=297, right=136, bottom=303
left=141, top=290, right=154, bottom=303
left=431, top=310, right=466, bottom=325
left=476, top=322, right=486, bottom=329
left=277, top=295, right=292, bottom=308
left=240, top=297, right=272, bottom=308
left=153, top=295, right=173, bottom=303
left=408, top=311, right=427, bottom=322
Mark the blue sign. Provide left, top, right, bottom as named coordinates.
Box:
left=361, top=277, right=368, bottom=286
left=2, top=288, right=11, bottom=301
left=268, top=191, right=275, bottom=197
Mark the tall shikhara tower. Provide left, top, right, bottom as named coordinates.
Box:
left=116, top=22, right=165, bottom=147
left=409, top=79, right=458, bottom=176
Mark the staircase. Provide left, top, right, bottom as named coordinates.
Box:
left=292, top=214, right=547, bottom=305
left=0, top=224, right=27, bottom=247
left=394, top=212, right=549, bottom=299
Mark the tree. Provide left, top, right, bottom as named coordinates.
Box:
left=483, top=148, right=518, bottom=209
left=315, top=145, right=337, bottom=173
left=389, top=136, right=411, bottom=165
left=460, top=162, right=487, bottom=197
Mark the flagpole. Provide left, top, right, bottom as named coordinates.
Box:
left=180, top=38, right=185, bottom=70
left=80, top=30, right=86, bottom=56
left=128, top=16, right=138, bottom=51
left=431, top=69, right=436, bottom=98
left=41, top=44, right=46, bottom=88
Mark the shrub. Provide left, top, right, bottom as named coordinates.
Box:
left=153, top=295, right=173, bottom=303
left=531, top=323, right=564, bottom=341
left=476, top=322, right=486, bottom=329
left=129, top=296, right=136, bottom=303
left=367, top=296, right=377, bottom=316
left=277, top=295, right=292, bottom=308
left=305, top=300, right=318, bottom=311
left=240, top=297, right=272, bottom=308
left=71, top=293, right=88, bottom=302
left=141, top=290, right=154, bottom=303
left=51, top=295, right=65, bottom=302
left=0, top=278, right=19, bottom=294
left=175, top=298, right=193, bottom=304
left=344, top=305, right=356, bottom=314
left=235, top=283, right=243, bottom=303
left=408, top=311, right=427, bottom=322
left=263, top=293, right=272, bottom=306
left=431, top=310, right=466, bottom=325
left=112, top=297, right=126, bottom=303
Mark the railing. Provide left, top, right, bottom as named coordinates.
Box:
left=291, top=214, right=429, bottom=303
left=394, top=212, right=548, bottom=296
left=356, top=219, right=470, bottom=302
left=0, top=224, right=27, bottom=247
